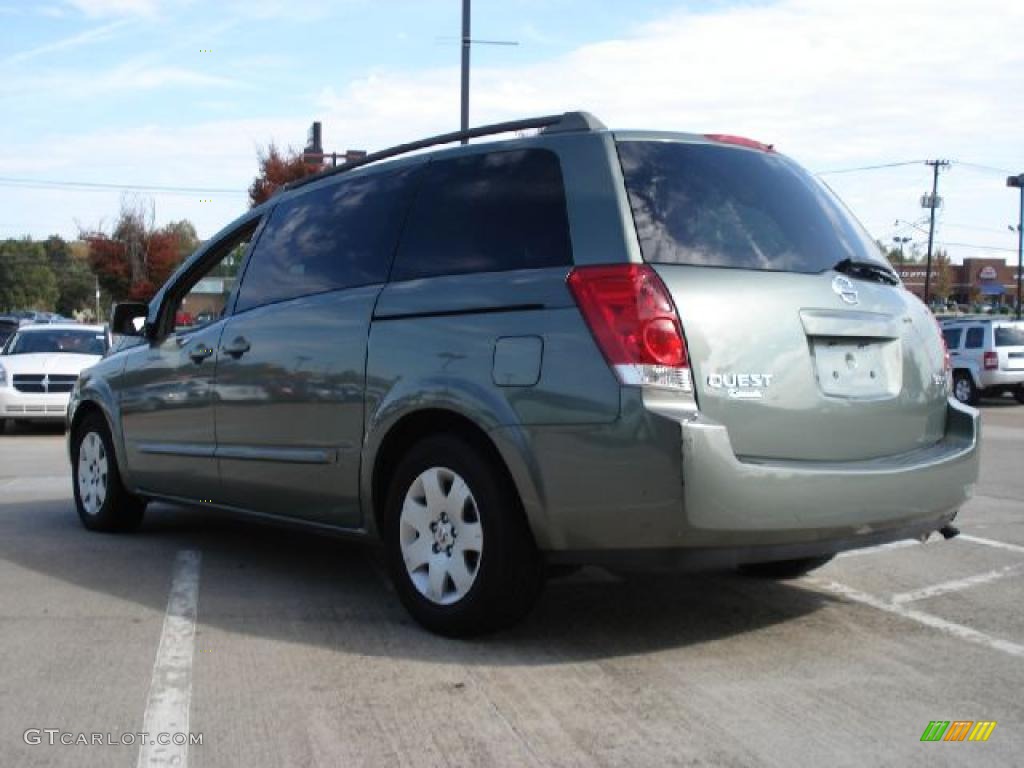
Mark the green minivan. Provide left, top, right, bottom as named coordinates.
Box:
left=68, top=112, right=979, bottom=635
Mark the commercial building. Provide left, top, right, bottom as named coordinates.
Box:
left=897, top=257, right=1022, bottom=307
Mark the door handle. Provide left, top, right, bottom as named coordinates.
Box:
left=222, top=336, right=251, bottom=359
left=188, top=345, right=214, bottom=364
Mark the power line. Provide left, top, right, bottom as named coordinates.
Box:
left=816, top=160, right=927, bottom=175
left=0, top=176, right=246, bottom=197
left=943, top=222, right=1019, bottom=235
left=955, top=161, right=1016, bottom=175
left=934, top=240, right=1017, bottom=253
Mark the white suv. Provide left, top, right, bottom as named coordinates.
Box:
left=942, top=318, right=1024, bottom=404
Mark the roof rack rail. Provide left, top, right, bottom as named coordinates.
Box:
left=286, top=111, right=604, bottom=192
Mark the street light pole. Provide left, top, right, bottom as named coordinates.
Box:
left=893, top=236, right=911, bottom=271
left=1008, top=173, right=1024, bottom=320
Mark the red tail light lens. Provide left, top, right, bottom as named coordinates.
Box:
left=933, top=316, right=951, bottom=374
left=984, top=351, right=999, bottom=370
left=567, top=264, right=691, bottom=391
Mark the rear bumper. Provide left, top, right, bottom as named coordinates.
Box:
left=547, top=512, right=956, bottom=571
left=513, top=393, right=979, bottom=566
left=977, top=369, right=1024, bottom=389
left=676, top=397, right=978, bottom=545
left=0, top=388, right=70, bottom=421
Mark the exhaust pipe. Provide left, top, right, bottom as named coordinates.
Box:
left=939, top=524, right=960, bottom=540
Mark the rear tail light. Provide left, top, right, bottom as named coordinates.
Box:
left=984, top=351, right=999, bottom=370
left=704, top=134, right=775, bottom=153
left=567, top=264, right=692, bottom=392
left=933, top=317, right=952, bottom=374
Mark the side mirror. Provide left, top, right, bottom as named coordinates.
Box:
left=111, top=302, right=150, bottom=337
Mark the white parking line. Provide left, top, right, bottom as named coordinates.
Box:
left=890, top=564, right=1024, bottom=604
left=836, top=540, right=921, bottom=558
left=137, top=549, right=202, bottom=768
left=810, top=579, right=1024, bottom=659
left=958, top=534, right=1024, bottom=556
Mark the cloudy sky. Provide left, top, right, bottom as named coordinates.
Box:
left=1, top=0, right=1022, bottom=265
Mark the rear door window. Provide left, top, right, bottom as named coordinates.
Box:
left=390, top=149, right=572, bottom=281
left=616, top=140, right=889, bottom=274
left=994, top=325, right=1024, bottom=346
left=964, top=327, right=984, bottom=349
left=942, top=328, right=963, bottom=349
left=236, top=169, right=416, bottom=312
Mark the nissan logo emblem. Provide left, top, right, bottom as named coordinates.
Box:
left=832, top=275, right=859, bottom=305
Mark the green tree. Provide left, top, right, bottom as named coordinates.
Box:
left=932, top=249, right=952, bottom=300
left=41, top=235, right=97, bottom=317
left=0, top=238, right=59, bottom=312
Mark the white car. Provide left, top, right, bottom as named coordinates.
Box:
left=0, top=324, right=110, bottom=430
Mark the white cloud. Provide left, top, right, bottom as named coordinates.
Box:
left=312, top=0, right=1024, bottom=260
left=3, top=19, right=129, bottom=64
left=65, top=0, right=162, bottom=16
left=3, top=0, right=1023, bottom=259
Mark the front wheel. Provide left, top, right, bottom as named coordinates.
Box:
left=382, top=435, right=545, bottom=636
left=72, top=413, right=146, bottom=532
left=738, top=555, right=835, bottom=580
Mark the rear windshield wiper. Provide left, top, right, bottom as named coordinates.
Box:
left=831, top=258, right=900, bottom=286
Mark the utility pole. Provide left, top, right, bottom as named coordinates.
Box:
left=460, top=0, right=470, bottom=143
left=1007, top=174, right=1024, bottom=320
left=94, top=276, right=101, bottom=324
left=922, top=159, right=950, bottom=306
left=457, top=0, right=516, bottom=144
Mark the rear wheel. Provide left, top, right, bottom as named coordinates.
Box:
left=382, top=434, right=545, bottom=636
left=72, top=413, right=146, bottom=532
left=953, top=372, right=978, bottom=405
left=738, top=555, right=834, bottom=580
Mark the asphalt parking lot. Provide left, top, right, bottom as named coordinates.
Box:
left=0, top=402, right=1021, bottom=768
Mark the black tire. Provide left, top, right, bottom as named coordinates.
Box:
left=738, top=555, right=835, bottom=580
left=71, top=413, right=146, bottom=532
left=1015, top=384, right=1024, bottom=405
left=381, top=434, right=545, bottom=637
left=952, top=371, right=979, bottom=406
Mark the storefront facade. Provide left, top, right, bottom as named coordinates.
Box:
left=896, top=257, right=1022, bottom=307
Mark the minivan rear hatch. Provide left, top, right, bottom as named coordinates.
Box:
left=616, top=136, right=949, bottom=462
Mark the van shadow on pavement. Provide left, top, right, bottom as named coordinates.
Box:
left=0, top=492, right=834, bottom=666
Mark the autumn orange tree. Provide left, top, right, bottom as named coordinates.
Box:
left=83, top=196, right=192, bottom=303
left=248, top=143, right=321, bottom=207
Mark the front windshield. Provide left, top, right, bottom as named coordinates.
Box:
left=4, top=329, right=108, bottom=356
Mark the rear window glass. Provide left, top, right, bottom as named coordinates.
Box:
left=617, top=140, right=889, bottom=273
left=391, top=149, right=572, bottom=281
left=995, top=325, right=1024, bottom=347
left=964, top=327, right=984, bottom=349
left=236, top=169, right=416, bottom=312
left=942, top=328, right=963, bottom=349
